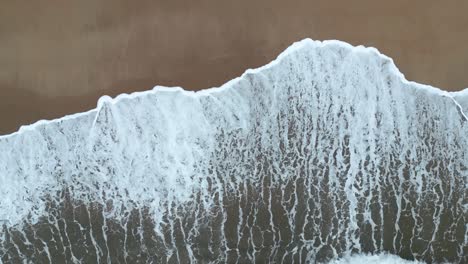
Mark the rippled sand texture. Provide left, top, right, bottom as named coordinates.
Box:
left=0, top=40, right=467, bottom=263
left=2, top=0, right=468, bottom=135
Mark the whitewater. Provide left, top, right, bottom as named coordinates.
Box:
left=0, top=39, right=466, bottom=263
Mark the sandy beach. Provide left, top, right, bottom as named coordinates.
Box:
left=1, top=0, right=468, bottom=134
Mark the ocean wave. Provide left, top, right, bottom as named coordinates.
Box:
left=0, top=39, right=466, bottom=263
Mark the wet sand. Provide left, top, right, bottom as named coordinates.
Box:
left=1, top=0, right=468, bottom=134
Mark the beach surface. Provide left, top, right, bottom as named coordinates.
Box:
left=1, top=0, right=468, bottom=134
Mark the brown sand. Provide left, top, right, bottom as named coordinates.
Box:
left=1, top=0, right=468, bottom=135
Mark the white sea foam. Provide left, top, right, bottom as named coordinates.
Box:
left=327, top=253, right=425, bottom=264
left=0, top=39, right=466, bottom=263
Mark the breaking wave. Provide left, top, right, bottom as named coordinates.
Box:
left=0, top=39, right=467, bottom=263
